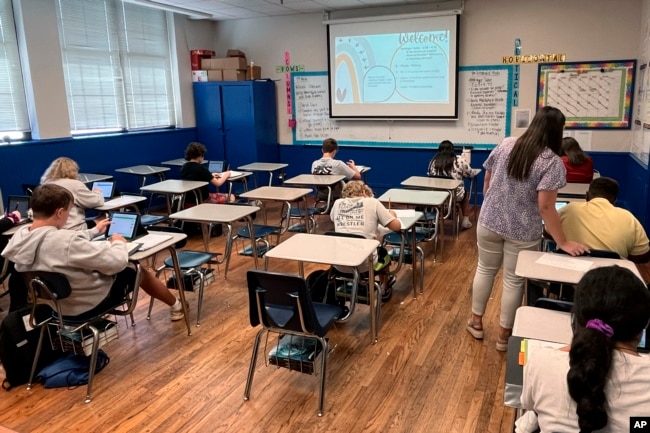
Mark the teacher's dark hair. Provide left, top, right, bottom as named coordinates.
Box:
left=567, top=266, right=650, bottom=433
left=507, top=106, right=565, bottom=180
left=561, top=137, right=589, bottom=166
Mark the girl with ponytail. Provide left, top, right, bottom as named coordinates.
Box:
left=521, top=266, right=650, bottom=432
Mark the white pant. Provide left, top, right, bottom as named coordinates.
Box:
left=471, top=224, right=540, bottom=329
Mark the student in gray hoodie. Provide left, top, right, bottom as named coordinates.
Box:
left=2, top=184, right=185, bottom=320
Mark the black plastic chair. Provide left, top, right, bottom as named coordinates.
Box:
left=25, top=268, right=141, bottom=403
left=244, top=270, right=341, bottom=416
left=145, top=226, right=217, bottom=326
left=534, top=297, right=574, bottom=313
left=556, top=248, right=620, bottom=259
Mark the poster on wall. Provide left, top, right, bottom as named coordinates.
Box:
left=537, top=60, right=636, bottom=129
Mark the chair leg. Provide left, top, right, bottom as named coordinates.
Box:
left=85, top=326, right=101, bottom=403
left=317, top=336, right=329, bottom=417
left=373, top=281, right=382, bottom=337
left=196, top=272, right=205, bottom=327
left=146, top=295, right=155, bottom=320
left=27, top=325, right=47, bottom=391
left=244, top=328, right=266, bottom=401
left=416, top=246, right=425, bottom=295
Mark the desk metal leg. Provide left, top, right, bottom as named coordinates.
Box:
left=368, top=255, right=378, bottom=343
left=452, top=190, right=459, bottom=239
left=167, top=245, right=192, bottom=336
left=412, top=226, right=418, bottom=299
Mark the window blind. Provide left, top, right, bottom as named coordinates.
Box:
left=0, top=0, right=30, bottom=139
left=56, top=0, right=174, bottom=134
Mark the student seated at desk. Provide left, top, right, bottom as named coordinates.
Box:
left=180, top=142, right=234, bottom=205
left=558, top=177, right=650, bottom=263
left=0, top=210, right=29, bottom=311
left=520, top=266, right=650, bottom=433
left=41, top=157, right=104, bottom=230
left=560, top=137, right=594, bottom=183
left=312, top=138, right=361, bottom=204
left=1, top=184, right=185, bottom=320
left=427, top=139, right=477, bottom=229
left=330, top=181, right=401, bottom=300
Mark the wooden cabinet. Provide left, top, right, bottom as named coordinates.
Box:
left=193, top=80, right=278, bottom=169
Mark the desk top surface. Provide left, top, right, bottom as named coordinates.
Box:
left=96, top=195, right=147, bottom=211
left=130, top=232, right=186, bottom=261
left=356, top=165, right=371, bottom=173
left=1, top=223, right=30, bottom=236
left=140, top=179, right=208, bottom=194
left=283, top=174, right=346, bottom=186
left=401, top=176, right=463, bottom=190
left=515, top=250, right=642, bottom=284
left=558, top=182, right=589, bottom=196
left=226, top=171, right=253, bottom=181
left=115, top=165, right=170, bottom=175
left=265, top=233, right=379, bottom=267
left=240, top=186, right=312, bottom=201
left=512, top=306, right=572, bottom=344
left=237, top=162, right=288, bottom=171
left=161, top=158, right=189, bottom=167
left=79, top=173, right=113, bottom=183
left=169, top=203, right=260, bottom=223
left=377, top=188, right=449, bottom=206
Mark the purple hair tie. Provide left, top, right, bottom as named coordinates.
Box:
left=585, top=318, right=614, bottom=338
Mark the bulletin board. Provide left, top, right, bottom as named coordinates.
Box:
left=537, top=60, right=636, bottom=129
left=290, top=65, right=513, bottom=149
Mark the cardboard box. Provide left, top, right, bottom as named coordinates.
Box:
left=223, top=57, right=247, bottom=70
left=223, top=69, right=247, bottom=81
left=246, top=66, right=262, bottom=80
left=190, top=49, right=215, bottom=70
left=227, top=49, right=246, bottom=58
left=207, top=70, right=223, bottom=81
left=192, top=70, right=208, bottom=82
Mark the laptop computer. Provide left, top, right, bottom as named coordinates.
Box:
left=639, top=325, right=650, bottom=353
left=6, top=195, right=31, bottom=224
left=105, top=212, right=172, bottom=254
left=92, top=181, right=115, bottom=199
left=208, top=160, right=227, bottom=173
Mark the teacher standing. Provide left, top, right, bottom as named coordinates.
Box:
left=466, top=106, right=588, bottom=351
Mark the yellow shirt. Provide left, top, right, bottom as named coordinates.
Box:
left=558, top=197, right=649, bottom=259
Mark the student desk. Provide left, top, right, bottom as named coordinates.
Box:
left=115, top=165, right=170, bottom=189
left=161, top=158, right=191, bottom=167
left=356, top=165, right=371, bottom=182
left=376, top=188, right=449, bottom=262
left=504, top=307, right=572, bottom=410
left=129, top=231, right=193, bottom=335
left=225, top=170, right=253, bottom=200
left=168, top=203, right=260, bottom=279
left=240, top=186, right=312, bottom=233
left=140, top=180, right=208, bottom=214
left=79, top=173, right=113, bottom=184
left=400, top=176, right=463, bottom=239
left=283, top=174, right=346, bottom=220
left=557, top=182, right=589, bottom=199
left=1, top=223, right=30, bottom=237
left=264, top=233, right=381, bottom=343
left=237, top=162, right=288, bottom=187
left=95, top=195, right=147, bottom=213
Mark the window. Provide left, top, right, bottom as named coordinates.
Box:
left=56, top=0, right=175, bottom=134
left=0, top=0, right=30, bottom=141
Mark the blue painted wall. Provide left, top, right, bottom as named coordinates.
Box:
left=0, top=129, right=197, bottom=198
left=279, top=144, right=648, bottom=227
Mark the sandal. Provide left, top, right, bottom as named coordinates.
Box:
left=496, top=332, right=512, bottom=352
left=466, top=320, right=484, bottom=340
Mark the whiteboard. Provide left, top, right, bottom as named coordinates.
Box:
left=291, top=65, right=513, bottom=149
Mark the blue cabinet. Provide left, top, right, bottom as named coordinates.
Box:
left=193, top=81, right=278, bottom=169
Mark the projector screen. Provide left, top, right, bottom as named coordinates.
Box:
left=327, top=14, right=459, bottom=119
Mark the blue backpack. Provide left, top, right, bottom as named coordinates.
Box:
left=36, top=349, right=110, bottom=388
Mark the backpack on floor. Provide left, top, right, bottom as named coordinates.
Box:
left=36, top=349, right=110, bottom=388
left=0, top=305, right=64, bottom=390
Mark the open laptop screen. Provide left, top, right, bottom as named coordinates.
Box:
left=208, top=160, right=225, bottom=173
left=92, top=181, right=115, bottom=199
left=106, top=212, right=140, bottom=240
left=555, top=201, right=569, bottom=211
left=7, top=196, right=30, bottom=220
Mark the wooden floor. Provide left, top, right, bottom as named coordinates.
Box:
left=1, top=206, right=647, bottom=433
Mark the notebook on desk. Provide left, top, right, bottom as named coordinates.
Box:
left=92, top=181, right=115, bottom=199
left=6, top=196, right=31, bottom=224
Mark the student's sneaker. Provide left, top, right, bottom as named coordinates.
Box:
left=373, top=253, right=391, bottom=272
left=461, top=219, right=473, bottom=229
left=170, top=298, right=187, bottom=322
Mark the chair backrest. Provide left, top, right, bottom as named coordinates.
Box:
left=26, top=272, right=72, bottom=328
left=247, top=270, right=328, bottom=337
left=534, top=297, right=574, bottom=313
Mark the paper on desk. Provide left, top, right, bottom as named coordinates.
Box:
left=535, top=253, right=593, bottom=272
left=229, top=170, right=245, bottom=177
left=392, top=209, right=416, bottom=218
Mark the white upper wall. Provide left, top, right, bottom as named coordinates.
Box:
left=211, top=0, right=643, bottom=150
